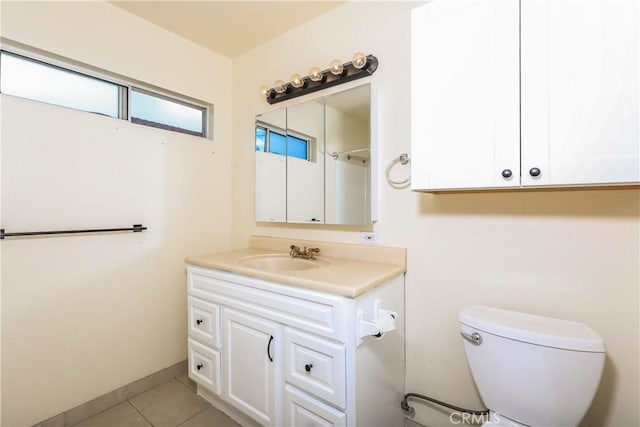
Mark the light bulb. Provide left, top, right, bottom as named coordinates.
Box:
left=308, top=66, right=323, bottom=82
left=290, top=73, right=304, bottom=88
left=351, top=52, right=367, bottom=69
left=273, top=80, right=286, bottom=94
left=259, top=85, right=271, bottom=97
left=329, top=59, right=344, bottom=75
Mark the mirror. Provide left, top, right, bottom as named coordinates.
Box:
left=254, top=84, right=376, bottom=225
left=255, top=108, right=286, bottom=222
left=325, top=85, right=373, bottom=225
left=286, top=99, right=325, bottom=223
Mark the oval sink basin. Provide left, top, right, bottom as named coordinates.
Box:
left=238, top=254, right=328, bottom=271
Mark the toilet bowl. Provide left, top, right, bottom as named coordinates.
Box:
left=459, top=305, right=605, bottom=427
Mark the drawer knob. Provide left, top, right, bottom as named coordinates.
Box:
left=529, top=167, right=541, bottom=177
left=196, top=364, right=203, bottom=370
left=196, top=319, right=203, bottom=325
left=305, top=363, right=313, bottom=373
left=501, top=169, right=512, bottom=179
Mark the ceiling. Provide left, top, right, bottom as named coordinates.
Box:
left=109, top=1, right=344, bottom=58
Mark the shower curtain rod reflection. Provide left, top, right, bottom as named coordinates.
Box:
left=330, top=148, right=370, bottom=160
left=0, top=224, right=147, bottom=239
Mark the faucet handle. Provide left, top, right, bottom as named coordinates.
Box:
left=309, top=247, right=320, bottom=254
left=289, top=245, right=300, bottom=257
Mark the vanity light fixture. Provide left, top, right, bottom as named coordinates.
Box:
left=262, top=52, right=378, bottom=104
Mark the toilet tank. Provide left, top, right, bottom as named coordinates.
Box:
left=459, top=306, right=605, bottom=427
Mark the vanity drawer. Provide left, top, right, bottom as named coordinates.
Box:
left=188, top=267, right=348, bottom=342
left=284, top=384, right=346, bottom=427
left=188, top=296, right=221, bottom=348
left=188, top=338, right=221, bottom=395
left=284, top=328, right=346, bottom=409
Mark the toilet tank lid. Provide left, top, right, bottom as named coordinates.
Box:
left=459, top=306, right=605, bottom=352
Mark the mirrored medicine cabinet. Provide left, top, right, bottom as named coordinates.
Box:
left=255, top=84, right=377, bottom=225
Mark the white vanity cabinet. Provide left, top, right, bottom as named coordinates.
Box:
left=186, top=265, right=405, bottom=427
left=411, top=0, right=639, bottom=191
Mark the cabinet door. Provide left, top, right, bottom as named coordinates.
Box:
left=223, top=308, right=281, bottom=427
left=256, top=109, right=287, bottom=222
left=411, top=0, right=520, bottom=190
left=521, top=0, right=640, bottom=186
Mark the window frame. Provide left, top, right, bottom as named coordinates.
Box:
left=0, top=50, right=127, bottom=119
left=0, top=45, right=213, bottom=140
left=129, top=87, right=208, bottom=138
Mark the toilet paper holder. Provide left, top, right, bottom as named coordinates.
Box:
left=357, top=299, right=397, bottom=345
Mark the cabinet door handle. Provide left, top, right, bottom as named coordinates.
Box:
left=529, top=167, right=541, bottom=177
left=196, top=319, right=203, bottom=325
left=196, top=363, right=203, bottom=370
left=501, top=169, right=512, bottom=179
left=304, top=363, right=313, bottom=373
left=267, top=335, right=274, bottom=362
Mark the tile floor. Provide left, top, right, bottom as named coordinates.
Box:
left=71, top=373, right=425, bottom=427
left=73, top=375, right=239, bottom=427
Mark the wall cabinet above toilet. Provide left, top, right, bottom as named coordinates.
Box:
left=411, top=0, right=640, bottom=191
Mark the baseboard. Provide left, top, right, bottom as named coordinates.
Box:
left=33, top=360, right=188, bottom=427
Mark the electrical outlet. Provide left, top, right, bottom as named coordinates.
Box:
left=360, top=231, right=379, bottom=245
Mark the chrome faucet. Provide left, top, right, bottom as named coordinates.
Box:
left=289, top=245, right=321, bottom=260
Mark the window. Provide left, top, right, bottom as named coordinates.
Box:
left=0, top=51, right=123, bottom=118
left=255, top=126, right=267, bottom=152
left=255, top=123, right=310, bottom=161
left=0, top=49, right=210, bottom=138
left=287, top=135, right=309, bottom=160
left=131, top=88, right=206, bottom=137
left=270, top=131, right=288, bottom=156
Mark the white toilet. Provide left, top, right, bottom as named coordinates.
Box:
left=459, top=305, right=605, bottom=427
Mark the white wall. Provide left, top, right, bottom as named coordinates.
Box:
left=232, top=2, right=639, bottom=426
left=0, top=2, right=232, bottom=425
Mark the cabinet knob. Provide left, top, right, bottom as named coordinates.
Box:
left=501, top=169, right=513, bottom=179
left=529, top=167, right=541, bottom=177
left=196, top=364, right=203, bottom=370
left=196, top=319, right=203, bottom=325
left=305, top=363, right=313, bottom=373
